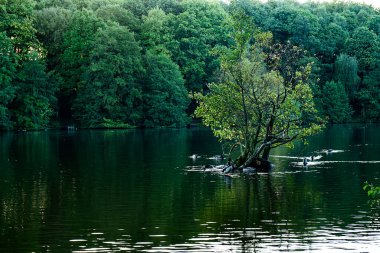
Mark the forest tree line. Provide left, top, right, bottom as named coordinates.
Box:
left=1, top=0, right=380, bottom=130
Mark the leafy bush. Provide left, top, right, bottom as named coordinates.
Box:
left=100, top=118, right=135, bottom=129
left=363, top=181, right=380, bottom=208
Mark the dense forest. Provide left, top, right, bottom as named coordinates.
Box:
left=1, top=0, right=380, bottom=130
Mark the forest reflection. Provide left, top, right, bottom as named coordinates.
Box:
left=0, top=125, right=379, bottom=252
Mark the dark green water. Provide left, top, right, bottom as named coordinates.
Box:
left=0, top=125, right=380, bottom=252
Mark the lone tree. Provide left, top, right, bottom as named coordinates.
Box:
left=195, top=12, right=323, bottom=169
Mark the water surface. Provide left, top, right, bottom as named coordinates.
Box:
left=0, top=125, right=379, bottom=252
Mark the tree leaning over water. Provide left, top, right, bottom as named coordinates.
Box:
left=195, top=12, right=324, bottom=168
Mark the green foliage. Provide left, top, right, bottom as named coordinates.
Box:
left=2, top=0, right=380, bottom=130
left=169, top=0, right=230, bottom=92
left=95, top=4, right=140, bottom=32
left=57, top=10, right=105, bottom=120
left=0, top=0, right=40, bottom=58
left=233, top=0, right=380, bottom=121
left=334, top=54, right=360, bottom=98
left=12, top=53, right=57, bottom=130
left=319, top=81, right=352, bottom=123
left=121, top=0, right=181, bottom=17
left=140, top=8, right=172, bottom=54
left=73, top=23, right=144, bottom=128
left=0, top=0, right=56, bottom=130
left=143, top=51, right=189, bottom=127
left=0, top=32, right=17, bottom=130
left=99, top=118, right=135, bottom=129
left=34, top=0, right=76, bottom=10
left=367, top=15, right=380, bottom=35
left=363, top=182, right=380, bottom=209
left=317, top=22, right=348, bottom=61
left=345, top=27, right=379, bottom=73
left=60, top=10, right=105, bottom=91
left=356, top=84, right=380, bottom=121
left=34, top=7, right=72, bottom=68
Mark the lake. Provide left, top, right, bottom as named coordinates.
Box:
left=0, top=124, right=380, bottom=252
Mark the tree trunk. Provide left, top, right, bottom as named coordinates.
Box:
left=236, top=148, right=250, bottom=167
left=238, top=143, right=264, bottom=169
left=238, top=142, right=273, bottom=171
left=261, top=146, right=271, bottom=161
left=261, top=115, right=274, bottom=161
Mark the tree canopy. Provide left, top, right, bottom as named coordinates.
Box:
left=1, top=0, right=380, bottom=130
left=73, top=23, right=144, bottom=128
